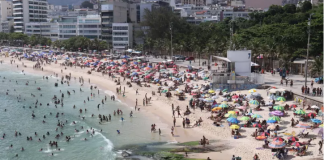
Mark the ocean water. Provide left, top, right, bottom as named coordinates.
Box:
left=0, top=64, right=167, bottom=160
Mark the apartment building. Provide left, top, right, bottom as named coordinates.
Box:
left=0, top=0, right=13, bottom=22
left=13, top=0, right=48, bottom=33
left=112, top=23, right=133, bottom=51
left=25, top=22, right=59, bottom=41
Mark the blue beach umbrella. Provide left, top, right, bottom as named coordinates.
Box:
left=267, top=120, right=277, bottom=123
left=311, top=119, right=322, bottom=123
left=227, top=117, right=240, bottom=124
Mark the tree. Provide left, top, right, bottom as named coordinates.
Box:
left=310, top=55, right=323, bottom=77
left=300, top=1, right=312, bottom=12
left=80, top=1, right=93, bottom=9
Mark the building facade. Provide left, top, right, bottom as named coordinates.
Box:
left=13, top=0, right=48, bottom=33
left=112, top=23, right=133, bottom=51
left=25, top=15, right=101, bottom=41
left=0, top=0, right=13, bottom=22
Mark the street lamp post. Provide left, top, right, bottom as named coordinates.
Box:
left=304, top=13, right=314, bottom=88
left=170, top=22, right=173, bottom=60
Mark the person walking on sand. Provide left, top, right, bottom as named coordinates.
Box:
left=159, top=128, right=161, bottom=135
left=171, top=126, right=174, bottom=136
left=136, top=89, right=138, bottom=95
left=319, top=140, right=322, bottom=154
left=173, top=117, right=176, bottom=127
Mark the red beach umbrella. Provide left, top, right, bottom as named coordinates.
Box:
left=288, top=137, right=299, bottom=142
left=253, top=123, right=261, bottom=128
left=291, top=142, right=302, bottom=147
left=307, top=113, right=316, bottom=117
left=273, top=137, right=285, bottom=141
left=260, top=132, right=270, bottom=137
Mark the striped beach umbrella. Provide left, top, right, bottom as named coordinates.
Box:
left=295, top=123, right=311, bottom=129
left=295, top=110, right=306, bottom=115
left=288, top=137, right=299, bottom=142
left=276, top=97, right=286, bottom=102
left=249, top=100, right=259, bottom=105
left=268, top=116, right=281, bottom=122
left=219, top=103, right=229, bottom=108
left=291, top=142, right=302, bottom=147
left=268, top=139, right=286, bottom=148
left=227, top=117, right=240, bottom=124
left=271, top=111, right=284, bottom=116
left=240, top=116, right=250, bottom=121
left=230, top=124, right=240, bottom=129
left=267, top=120, right=277, bottom=123
left=251, top=114, right=262, bottom=118
left=253, top=123, right=262, bottom=128
left=273, top=137, right=285, bottom=141
left=273, top=106, right=284, bottom=111
left=248, top=89, right=257, bottom=93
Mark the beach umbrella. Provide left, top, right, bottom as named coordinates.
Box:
left=251, top=92, right=261, bottom=97
left=221, top=101, right=228, bottom=104
left=311, top=119, right=322, bottom=123
left=227, top=117, right=240, bottom=124
left=253, top=123, right=262, bottom=128
left=267, top=124, right=277, bottom=130
left=291, top=142, right=302, bottom=147
left=256, top=136, right=267, bottom=140
left=288, top=137, right=299, bottom=142
left=232, top=95, right=239, bottom=99
left=251, top=114, right=262, bottom=118
left=240, top=116, right=250, bottom=121
left=295, top=110, right=306, bottom=115
left=311, top=105, right=319, bottom=109
left=268, top=116, right=281, bottom=122
left=222, top=89, right=228, bottom=92
left=260, top=132, right=270, bottom=137
left=237, top=106, right=247, bottom=110
left=290, top=104, right=297, bottom=108
left=249, top=100, right=259, bottom=105
left=248, top=89, right=257, bottom=93
left=295, top=123, right=311, bottom=129
left=273, top=106, right=284, bottom=111
left=219, top=104, right=229, bottom=108
left=228, top=111, right=236, bottom=115
left=268, top=139, right=286, bottom=148
left=211, top=107, right=222, bottom=111
left=230, top=124, right=240, bottom=129
left=307, top=113, right=317, bottom=117
left=204, top=98, right=214, bottom=103
left=246, top=112, right=254, bottom=116
left=267, top=120, right=277, bottom=123
left=276, top=97, right=286, bottom=101
left=211, top=96, right=218, bottom=99
left=271, top=111, right=284, bottom=116
left=225, top=113, right=237, bottom=118
left=273, top=137, right=285, bottom=141
left=208, top=90, right=215, bottom=93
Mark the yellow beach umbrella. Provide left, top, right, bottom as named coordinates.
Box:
left=212, top=107, right=222, bottom=111
left=225, top=113, right=237, bottom=118
left=230, top=124, right=240, bottom=129
left=228, top=111, right=236, bottom=115
left=208, top=90, right=215, bottom=93
left=249, top=89, right=257, bottom=93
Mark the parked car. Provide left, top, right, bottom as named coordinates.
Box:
left=173, top=55, right=186, bottom=60
left=185, top=57, right=195, bottom=61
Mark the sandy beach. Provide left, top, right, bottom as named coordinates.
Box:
left=2, top=56, right=323, bottom=160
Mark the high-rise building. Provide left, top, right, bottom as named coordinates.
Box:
left=112, top=23, right=133, bottom=51
left=0, top=0, right=13, bottom=22
left=13, top=0, right=48, bottom=33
